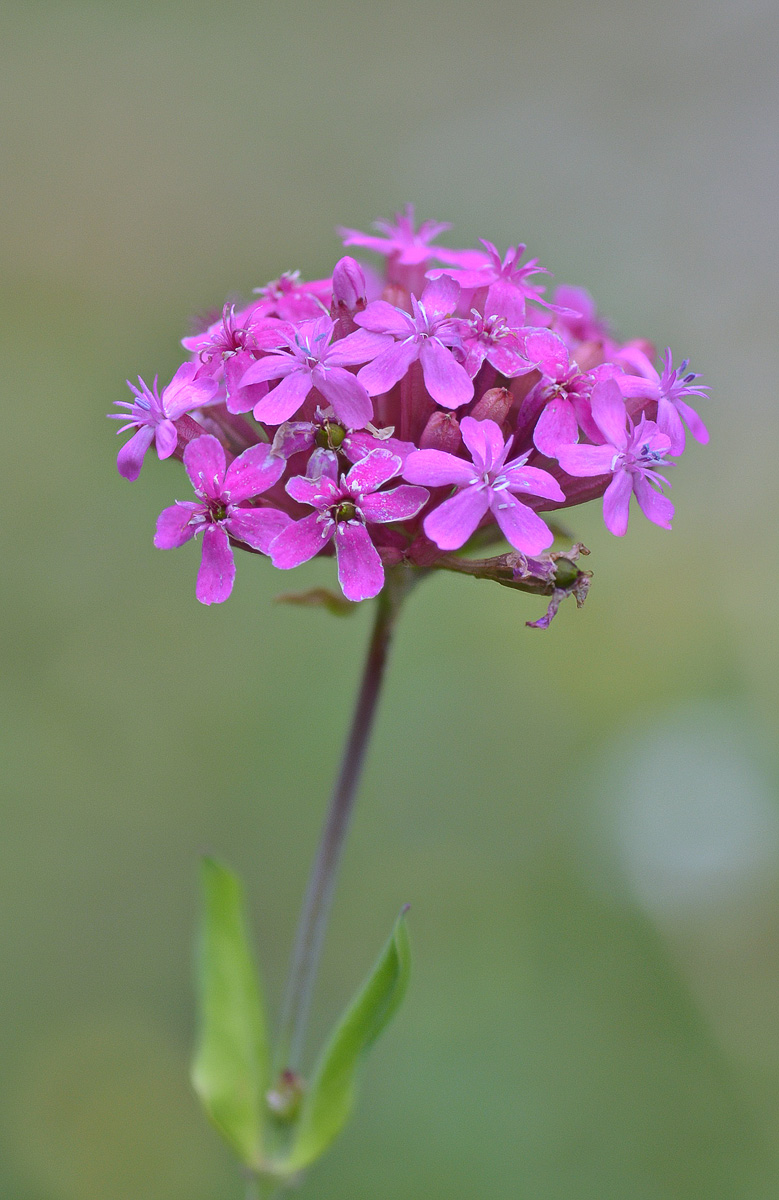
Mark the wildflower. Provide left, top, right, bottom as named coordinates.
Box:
left=237, top=314, right=388, bottom=428
left=154, top=435, right=289, bottom=604
left=618, top=348, right=708, bottom=455
left=428, top=239, right=564, bottom=325
left=555, top=378, right=674, bottom=536
left=355, top=276, right=473, bottom=409
left=403, top=416, right=565, bottom=554
left=270, top=449, right=428, bottom=602
left=251, top=271, right=331, bottom=321
left=109, top=363, right=218, bottom=481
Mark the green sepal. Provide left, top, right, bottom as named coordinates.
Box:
left=283, top=909, right=411, bottom=1172
left=191, top=858, right=269, bottom=1168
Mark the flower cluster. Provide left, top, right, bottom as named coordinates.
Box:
left=111, top=206, right=708, bottom=622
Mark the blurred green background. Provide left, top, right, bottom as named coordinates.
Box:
left=2, top=1, right=778, bottom=1197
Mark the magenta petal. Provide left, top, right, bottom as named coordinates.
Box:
left=286, top=472, right=340, bottom=507
left=196, top=526, right=236, bottom=604
left=359, top=484, right=429, bottom=524
left=419, top=339, right=473, bottom=409
left=602, top=471, right=633, bottom=536
left=491, top=492, right=554, bottom=555
left=355, top=301, right=413, bottom=338
left=460, top=417, right=505, bottom=473
left=523, top=329, right=570, bottom=379
left=357, top=339, right=420, bottom=396
left=656, top=397, right=686, bottom=455
left=164, top=366, right=218, bottom=418
left=334, top=521, right=384, bottom=602
left=403, top=448, right=475, bottom=487
left=591, top=379, right=628, bottom=449
left=271, top=512, right=332, bottom=569
left=184, top=434, right=227, bottom=499
left=504, top=464, right=566, bottom=503
left=421, top=274, right=460, bottom=316
left=314, top=366, right=373, bottom=429
left=325, top=328, right=391, bottom=366
left=533, top=398, right=579, bottom=457
left=346, top=448, right=402, bottom=494
left=225, top=506, right=292, bottom=552
left=556, top=443, right=616, bottom=477
left=633, top=475, right=674, bottom=530
left=155, top=419, right=178, bottom=460
left=254, top=370, right=313, bottom=424
left=154, top=502, right=200, bottom=548
left=224, top=443, right=285, bottom=502
left=117, top=425, right=155, bottom=481
left=423, top=486, right=490, bottom=551
left=238, top=354, right=297, bottom=388
left=675, top=397, right=709, bottom=445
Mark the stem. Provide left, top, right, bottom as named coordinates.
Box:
left=274, top=569, right=410, bottom=1073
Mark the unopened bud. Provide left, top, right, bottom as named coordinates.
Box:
left=469, top=387, right=513, bottom=425
left=331, top=256, right=367, bottom=313
left=420, top=410, right=461, bottom=453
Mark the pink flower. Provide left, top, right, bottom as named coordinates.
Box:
left=403, top=416, right=565, bottom=555
left=182, top=304, right=292, bottom=414
left=338, top=204, right=476, bottom=269
left=457, top=299, right=534, bottom=379
left=355, top=276, right=474, bottom=409
left=270, top=449, right=428, bottom=602
left=251, top=271, right=332, bottom=321
left=154, top=435, right=290, bottom=604
left=428, top=239, right=563, bottom=326
left=237, top=314, right=388, bottom=428
left=109, top=363, right=218, bottom=481
left=556, top=378, right=674, bottom=536
left=519, top=329, right=609, bottom=456
left=618, top=348, right=708, bottom=455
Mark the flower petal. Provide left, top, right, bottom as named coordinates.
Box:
left=403, top=448, right=476, bottom=488
left=238, top=353, right=297, bottom=388
left=419, top=339, right=473, bottom=409
left=533, top=398, right=579, bottom=457
left=253, top=369, right=313, bottom=424
left=460, top=417, right=506, bottom=474
left=196, top=525, right=235, bottom=604
left=504, top=464, right=566, bottom=503
left=154, top=419, right=178, bottom=460
left=285, top=472, right=340, bottom=508
left=225, top=506, right=292, bottom=552
left=346, top=448, right=402, bottom=494
left=491, top=492, right=554, bottom=555
left=355, top=301, right=413, bottom=338
left=359, top=484, right=429, bottom=524
left=423, top=486, right=490, bottom=550
left=184, top=434, right=227, bottom=499
left=313, top=366, right=373, bottom=429
left=357, top=339, right=420, bottom=396
left=325, top=328, right=391, bottom=366
left=675, top=397, right=709, bottom=446
left=223, top=443, right=286, bottom=502
left=556, top=443, right=616, bottom=477
left=154, top=502, right=201, bottom=548
left=633, top=475, right=674, bottom=530
left=420, top=274, right=460, bottom=317
left=117, top=425, right=155, bottom=481
left=271, top=512, right=333, bottom=569
left=163, top=363, right=219, bottom=418
left=602, top=470, right=633, bottom=536
left=334, top=521, right=384, bottom=602
left=590, top=379, right=628, bottom=448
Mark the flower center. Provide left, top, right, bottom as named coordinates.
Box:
left=315, top=421, right=346, bottom=450
left=334, top=500, right=357, bottom=523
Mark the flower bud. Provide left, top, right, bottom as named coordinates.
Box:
left=419, top=410, right=461, bottom=453
left=331, top=256, right=367, bottom=313
left=469, top=386, right=513, bottom=425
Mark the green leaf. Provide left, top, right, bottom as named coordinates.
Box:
left=191, top=858, right=269, bottom=1167
left=284, top=909, right=411, bottom=1172
left=274, top=587, right=358, bottom=616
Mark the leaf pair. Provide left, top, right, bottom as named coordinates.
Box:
left=191, top=859, right=410, bottom=1181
